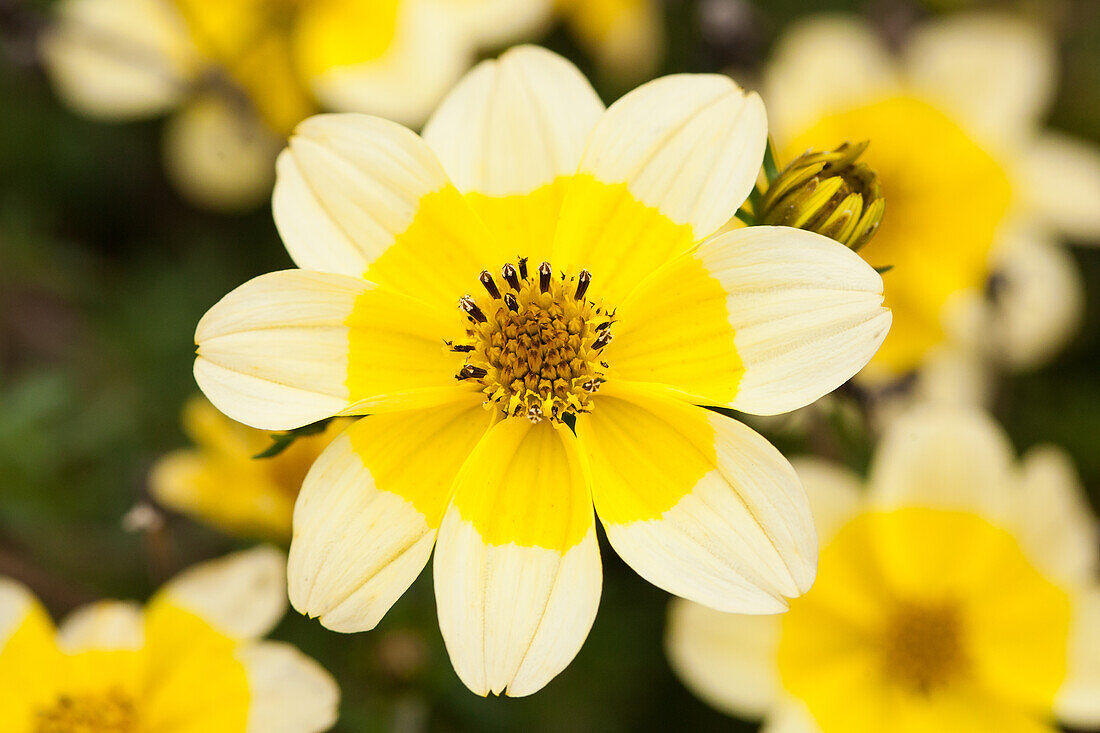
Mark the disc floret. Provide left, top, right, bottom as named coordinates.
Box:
left=453, top=260, right=613, bottom=423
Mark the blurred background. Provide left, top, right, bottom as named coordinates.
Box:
left=1, top=0, right=1098, bottom=730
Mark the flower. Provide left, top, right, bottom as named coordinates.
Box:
left=763, top=12, right=1100, bottom=389
left=193, top=45, right=890, bottom=696
left=38, top=0, right=548, bottom=209
left=668, top=408, right=1100, bottom=733
left=554, top=0, right=664, bottom=81
left=149, top=396, right=350, bottom=540
left=0, top=547, right=339, bottom=731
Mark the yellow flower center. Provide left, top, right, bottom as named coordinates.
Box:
left=785, top=96, right=1012, bottom=376
left=35, top=689, right=135, bottom=733
left=880, top=599, right=966, bottom=693
left=453, top=260, right=613, bottom=423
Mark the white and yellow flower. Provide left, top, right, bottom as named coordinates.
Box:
left=149, top=396, right=350, bottom=540
left=668, top=407, right=1100, bottom=733
left=39, top=0, right=551, bottom=209
left=0, top=546, right=339, bottom=731
left=763, top=12, right=1100, bottom=388
left=192, top=45, right=890, bottom=696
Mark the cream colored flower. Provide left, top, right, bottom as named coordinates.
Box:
left=192, top=46, right=890, bottom=696
left=39, top=0, right=550, bottom=209
left=0, top=547, right=339, bottom=731
left=149, top=396, right=350, bottom=540
left=668, top=407, right=1100, bottom=733
left=763, top=12, right=1100, bottom=389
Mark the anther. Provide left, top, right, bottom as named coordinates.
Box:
left=502, top=263, right=521, bottom=290
left=457, top=365, right=488, bottom=380
left=575, top=270, right=592, bottom=300
left=479, top=270, right=501, bottom=299
left=539, top=261, right=552, bottom=293
left=459, top=295, right=487, bottom=323
left=518, top=257, right=529, bottom=280
left=451, top=344, right=474, bottom=352
left=593, top=331, right=613, bottom=350
left=504, top=293, right=520, bottom=312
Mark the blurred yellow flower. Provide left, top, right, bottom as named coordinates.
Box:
left=0, top=547, right=338, bottom=731
left=38, top=0, right=551, bottom=210
left=555, top=0, right=664, bottom=81
left=192, top=46, right=890, bottom=696
left=764, top=12, right=1100, bottom=387
left=668, top=408, right=1100, bottom=733
left=149, top=396, right=349, bottom=540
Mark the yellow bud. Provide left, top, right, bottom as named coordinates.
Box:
left=758, top=141, right=885, bottom=250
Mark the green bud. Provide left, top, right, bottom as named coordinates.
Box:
left=757, top=141, right=885, bottom=251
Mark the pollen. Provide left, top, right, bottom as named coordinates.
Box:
left=880, top=599, right=968, bottom=694
left=452, top=259, right=613, bottom=423
left=35, top=688, right=136, bottom=733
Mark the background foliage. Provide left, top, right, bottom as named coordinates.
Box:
left=2, top=0, right=1098, bottom=730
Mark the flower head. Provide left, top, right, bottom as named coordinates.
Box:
left=194, top=46, right=890, bottom=695
left=757, top=140, right=885, bottom=250
left=763, top=12, right=1099, bottom=384
left=38, top=0, right=549, bottom=208
left=0, top=547, right=339, bottom=731
left=668, top=408, right=1100, bottom=732
left=149, top=396, right=350, bottom=539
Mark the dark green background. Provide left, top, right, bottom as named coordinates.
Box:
left=2, top=0, right=1098, bottom=730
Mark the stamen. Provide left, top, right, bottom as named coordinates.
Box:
left=575, top=270, right=592, bottom=300
left=457, top=365, right=488, bottom=380
left=459, top=295, right=487, bottom=323
left=502, top=263, right=521, bottom=290
left=539, top=261, right=552, bottom=293
left=479, top=270, right=501, bottom=299
left=453, top=259, right=614, bottom=423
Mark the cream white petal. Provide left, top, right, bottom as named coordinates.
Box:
left=195, top=270, right=365, bottom=430
left=1017, top=132, right=1100, bottom=242
left=427, top=0, right=553, bottom=48
left=666, top=598, right=782, bottom=719
left=1056, top=587, right=1100, bottom=728
left=1016, top=445, right=1098, bottom=588
left=434, top=517, right=602, bottom=697
left=422, top=45, right=605, bottom=197
left=904, top=12, right=1056, bottom=149
left=0, top=578, right=44, bottom=647
left=984, top=225, right=1083, bottom=370
left=56, top=601, right=143, bottom=652
left=40, top=0, right=197, bottom=120
left=582, top=385, right=817, bottom=614
left=867, top=407, right=1015, bottom=521
left=163, top=96, right=281, bottom=212
left=761, top=702, right=824, bottom=733
left=289, top=399, right=490, bottom=633
left=698, top=226, right=890, bottom=416
left=237, top=641, right=340, bottom=733
left=434, top=418, right=600, bottom=696
left=788, top=457, right=863, bottom=546
left=308, top=1, right=474, bottom=128
left=273, top=113, right=456, bottom=278
left=762, top=14, right=897, bottom=140
left=156, top=546, right=287, bottom=640
left=573, top=73, right=766, bottom=239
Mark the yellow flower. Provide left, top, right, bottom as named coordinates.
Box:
left=668, top=408, right=1100, bottom=733
left=554, top=0, right=664, bottom=81
left=38, top=0, right=549, bottom=210
left=763, top=12, right=1100, bottom=385
left=0, top=547, right=339, bottom=731
left=149, top=396, right=350, bottom=540
left=193, top=46, right=890, bottom=696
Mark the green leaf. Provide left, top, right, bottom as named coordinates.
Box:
left=253, top=418, right=335, bottom=459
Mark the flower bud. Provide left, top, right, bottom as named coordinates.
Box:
left=758, top=141, right=885, bottom=250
